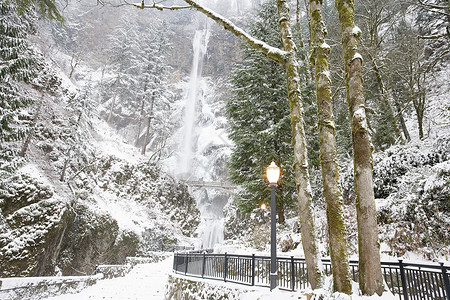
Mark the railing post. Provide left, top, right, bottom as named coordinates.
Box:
left=399, top=259, right=409, bottom=300
left=224, top=252, right=228, bottom=282
left=202, top=252, right=206, bottom=278
left=291, top=256, right=295, bottom=291
left=440, top=262, right=450, bottom=300
left=185, top=253, right=189, bottom=275
left=251, top=254, right=255, bottom=286
left=173, top=252, right=177, bottom=272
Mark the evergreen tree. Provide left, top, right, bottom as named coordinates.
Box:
left=101, top=11, right=174, bottom=156
left=103, top=12, right=140, bottom=124
left=134, top=22, right=173, bottom=155
left=9, top=0, right=63, bottom=22
left=0, top=0, right=36, bottom=175
left=226, top=2, right=296, bottom=223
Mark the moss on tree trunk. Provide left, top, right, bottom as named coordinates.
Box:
left=335, top=0, right=384, bottom=295
left=309, top=0, right=352, bottom=294
left=277, top=0, right=323, bottom=290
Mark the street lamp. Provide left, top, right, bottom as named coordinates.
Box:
left=266, top=161, right=280, bottom=291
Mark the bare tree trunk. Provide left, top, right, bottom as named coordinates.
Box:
left=277, top=205, right=285, bottom=224
left=20, top=98, right=42, bottom=157
left=107, top=74, right=120, bottom=123
left=69, top=54, right=80, bottom=79
left=372, top=59, right=401, bottom=139
left=141, top=96, right=155, bottom=155
left=309, top=0, right=352, bottom=294
left=414, top=74, right=426, bottom=140
left=277, top=0, right=323, bottom=290
left=394, top=100, right=411, bottom=141
left=335, top=0, right=384, bottom=295
left=60, top=147, right=73, bottom=182
left=135, top=97, right=145, bottom=147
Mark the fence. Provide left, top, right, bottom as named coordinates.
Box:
left=173, top=252, right=450, bottom=300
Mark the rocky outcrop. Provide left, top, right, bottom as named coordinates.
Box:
left=0, top=174, right=69, bottom=277
left=56, top=203, right=140, bottom=276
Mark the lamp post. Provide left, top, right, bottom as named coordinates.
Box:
left=266, top=161, right=280, bottom=291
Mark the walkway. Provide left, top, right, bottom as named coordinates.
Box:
left=45, top=257, right=173, bottom=300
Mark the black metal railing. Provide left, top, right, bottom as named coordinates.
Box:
left=173, top=252, right=450, bottom=300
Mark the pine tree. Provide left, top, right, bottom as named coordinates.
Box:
left=134, top=23, right=173, bottom=155
left=10, top=0, right=63, bottom=22
left=226, top=2, right=296, bottom=223
left=0, top=0, right=36, bottom=175
left=103, top=12, right=140, bottom=124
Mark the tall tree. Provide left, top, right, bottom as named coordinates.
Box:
left=335, top=0, right=384, bottom=295
left=309, top=0, right=352, bottom=294
left=104, top=12, right=140, bottom=124
left=388, top=18, right=429, bottom=140
left=0, top=0, right=36, bottom=175
left=276, top=0, right=323, bottom=289
left=226, top=2, right=296, bottom=224
left=356, top=0, right=401, bottom=149
left=134, top=25, right=173, bottom=155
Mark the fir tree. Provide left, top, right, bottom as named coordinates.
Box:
left=134, top=22, right=173, bottom=155
left=11, top=0, right=63, bottom=22
left=0, top=0, right=36, bottom=175
left=226, top=2, right=296, bottom=223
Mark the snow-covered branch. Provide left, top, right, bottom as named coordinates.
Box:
left=418, top=30, right=449, bottom=40
left=183, top=0, right=287, bottom=65
left=418, top=0, right=450, bottom=11
left=133, top=0, right=287, bottom=64
left=131, top=1, right=191, bottom=10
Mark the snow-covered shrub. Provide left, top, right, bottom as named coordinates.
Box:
left=165, top=274, right=244, bottom=300
left=375, top=138, right=450, bottom=259
left=373, top=137, right=449, bottom=198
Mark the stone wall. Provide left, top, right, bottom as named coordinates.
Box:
left=165, top=274, right=255, bottom=300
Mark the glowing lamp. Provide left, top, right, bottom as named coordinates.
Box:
left=266, top=161, right=281, bottom=185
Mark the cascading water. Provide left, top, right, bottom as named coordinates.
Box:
left=173, top=1, right=256, bottom=250
left=177, top=22, right=226, bottom=249
left=179, top=28, right=210, bottom=177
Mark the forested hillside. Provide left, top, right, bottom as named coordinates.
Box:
left=223, top=0, right=449, bottom=265
left=0, top=0, right=200, bottom=277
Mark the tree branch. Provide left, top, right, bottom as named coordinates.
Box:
left=134, top=0, right=287, bottom=65
left=130, top=1, right=191, bottom=10
left=418, top=0, right=450, bottom=11
left=418, top=31, right=449, bottom=40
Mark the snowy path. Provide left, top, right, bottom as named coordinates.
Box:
left=46, top=257, right=172, bottom=300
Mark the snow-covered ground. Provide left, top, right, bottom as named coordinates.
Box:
left=38, top=255, right=398, bottom=300
left=44, top=257, right=173, bottom=300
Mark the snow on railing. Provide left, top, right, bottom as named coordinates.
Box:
left=173, top=252, right=450, bottom=300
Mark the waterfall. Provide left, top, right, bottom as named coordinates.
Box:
left=196, top=190, right=226, bottom=249
left=177, top=22, right=227, bottom=250
left=179, top=28, right=210, bottom=177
